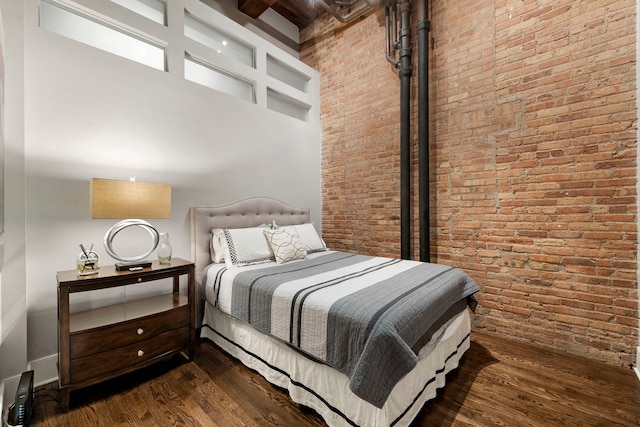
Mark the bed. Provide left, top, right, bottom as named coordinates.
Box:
left=190, top=197, right=479, bottom=427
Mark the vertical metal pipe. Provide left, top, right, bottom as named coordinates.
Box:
left=398, top=0, right=412, bottom=259
left=385, top=4, right=399, bottom=66
left=417, top=0, right=430, bottom=262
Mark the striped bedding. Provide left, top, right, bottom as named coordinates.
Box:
left=204, top=250, right=479, bottom=408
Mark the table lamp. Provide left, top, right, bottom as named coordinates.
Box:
left=90, top=178, right=171, bottom=271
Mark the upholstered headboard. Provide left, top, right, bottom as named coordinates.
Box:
left=189, top=197, right=310, bottom=325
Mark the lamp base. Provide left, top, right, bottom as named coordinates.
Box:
left=115, top=261, right=152, bottom=271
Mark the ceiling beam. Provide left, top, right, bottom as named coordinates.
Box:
left=238, top=0, right=278, bottom=19
left=238, top=0, right=320, bottom=29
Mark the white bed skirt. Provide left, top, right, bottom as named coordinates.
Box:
left=200, top=303, right=471, bottom=427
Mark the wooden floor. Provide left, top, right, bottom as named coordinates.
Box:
left=33, top=331, right=640, bottom=426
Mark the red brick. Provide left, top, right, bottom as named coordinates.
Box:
left=301, top=0, right=637, bottom=368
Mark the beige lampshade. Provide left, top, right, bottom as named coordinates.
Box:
left=90, top=178, right=171, bottom=219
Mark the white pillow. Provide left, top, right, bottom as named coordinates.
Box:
left=279, top=223, right=326, bottom=253
left=263, top=228, right=307, bottom=264
left=219, top=227, right=275, bottom=268
left=211, top=224, right=270, bottom=263
left=210, top=229, right=225, bottom=263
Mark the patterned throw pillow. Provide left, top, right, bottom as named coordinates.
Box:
left=263, top=228, right=308, bottom=264
left=278, top=223, right=327, bottom=253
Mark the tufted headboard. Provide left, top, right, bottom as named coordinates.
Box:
left=189, top=197, right=310, bottom=325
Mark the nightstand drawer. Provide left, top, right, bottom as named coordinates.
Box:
left=70, top=305, right=189, bottom=359
left=70, top=326, right=190, bottom=384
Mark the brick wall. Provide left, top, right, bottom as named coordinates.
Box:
left=301, top=0, right=638, bottom=367
left=301, top=9, right=406, bottom=256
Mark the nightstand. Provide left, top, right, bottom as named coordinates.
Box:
left=57, top=258, right=196, bottom=410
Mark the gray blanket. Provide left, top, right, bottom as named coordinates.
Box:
left=229, top=251, right=479, bottom=407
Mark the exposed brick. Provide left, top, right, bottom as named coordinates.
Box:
left=301, top=0, right=637, bottom=368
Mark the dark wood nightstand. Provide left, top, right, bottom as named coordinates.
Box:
left=57, top=258, right=196, bottom=410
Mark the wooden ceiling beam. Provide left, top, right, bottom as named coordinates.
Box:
left=238, top=0, right=320, bottom=29
left=238, top=0, right=279, bottom=19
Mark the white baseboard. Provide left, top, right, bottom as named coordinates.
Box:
left=635, top=346, right=640, bottom=382
left=0, top=380, right=5, bottom=427
left=1, top=353, right=59, bottom=425
left=2, top=374, right=20, bottom=426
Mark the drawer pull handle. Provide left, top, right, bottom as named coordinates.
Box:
left=137, top=328, right=144, bottom=335
left=137, top=350, right=144, bottom=357
left=138, top=278, right=142, bottom=283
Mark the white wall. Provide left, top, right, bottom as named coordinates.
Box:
left=1, top=0, right=321, bottom=400
left=1, top=0, right=27, bottom=397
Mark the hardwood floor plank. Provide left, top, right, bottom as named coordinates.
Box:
left=32, top=332, right=640, bottom=426
left=415, top=333, right=640, bottom=427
